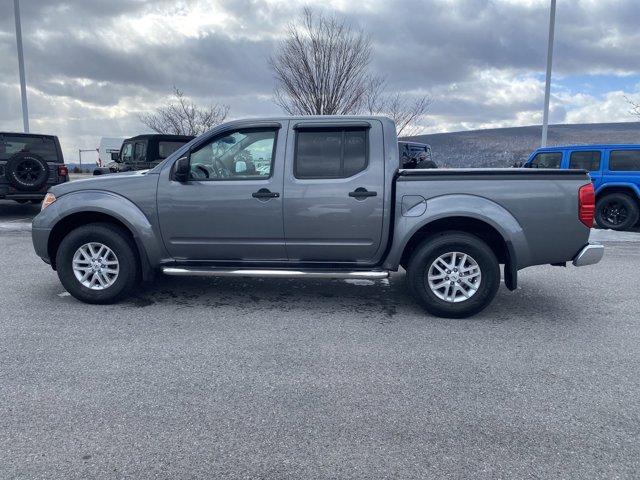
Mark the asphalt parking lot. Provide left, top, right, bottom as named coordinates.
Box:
left=1, top=199, right=640, bottom=479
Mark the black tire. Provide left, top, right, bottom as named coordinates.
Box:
left=55, top=223, right=139, bottom=304
left=595, top=193, right=639, bottom=231
left=5, top=153, right=49, bottom=191
left=406, top=232, right=501, bottom=319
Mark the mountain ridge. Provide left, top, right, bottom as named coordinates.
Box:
left=403, top=121, right=640, bottom=168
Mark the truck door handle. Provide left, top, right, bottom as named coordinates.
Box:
left=349, top=187, right=377, bottom=199
left=252, top=188, right=280, bottom=199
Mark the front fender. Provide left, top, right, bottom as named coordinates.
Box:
left=383, top=194, right=532, bottom=270
left=33, top=190, right=166, bottom=269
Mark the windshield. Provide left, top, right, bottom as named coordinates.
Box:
left=1, top=135, right=59, bottom=162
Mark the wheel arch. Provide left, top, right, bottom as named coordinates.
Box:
left=42, top=191, right=164, bottom=280
left=384, top=195, right=531, bottom=291
left=596, top=184, right=640, bottom=203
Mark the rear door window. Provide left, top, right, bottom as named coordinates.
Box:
left=529, top=152, right=562, bottom=168
left=609, top=150, right=640, bottom=171
left=1, top=135, right=59, bottom=162
left=295, top=128, right=368, bottom=179
left=569, top=151, right=601, bottom=171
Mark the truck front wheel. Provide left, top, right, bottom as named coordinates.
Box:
left=406, top=232, right=500, bottom=318
left=55, top=223, right=139, bottom=304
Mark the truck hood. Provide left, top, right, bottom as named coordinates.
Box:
left=50, top=170, right=155, bottom=197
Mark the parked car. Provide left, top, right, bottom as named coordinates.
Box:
left=93, top=134, right=194, bottom=174
left=97, top=137, right=124, bottom=167
left=399, top=141, right=437, bottom=169
left=525, top=145, right=640, bottom=230
left=32, top=116, right=602, bottom=318
left=0, top=132, right=69, bottom=204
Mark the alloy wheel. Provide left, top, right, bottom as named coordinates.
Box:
left=427, top=251, right=482, bottom=303
left=72, top=242, right=120, bottom=290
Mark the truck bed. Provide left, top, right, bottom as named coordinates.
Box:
left=392, top=168, right=592, bottom=270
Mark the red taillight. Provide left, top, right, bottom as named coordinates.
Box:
left=58, top=165, right=69, bottom=177
left=578, top=183, right=595, bottom=228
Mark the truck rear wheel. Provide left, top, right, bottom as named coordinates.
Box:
left=55, top=223, right=139, bottom=304
left=406, top=232, right=500, bottom=318
left=595, top=193, right=639, bottom=231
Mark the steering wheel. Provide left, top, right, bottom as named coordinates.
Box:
left=191, top=164, right=211, bottom=180
left=213, top=158, right=231, bottom=178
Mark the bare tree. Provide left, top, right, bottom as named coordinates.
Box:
left=270, top=9, right=430, bottom=135
left=139, top=87, right=229, bottom=136
left=270, top=8, right=373, bottom=116
left=365, top=78, right=432, bottom=136
left=627, top=96, right=640, bottom=118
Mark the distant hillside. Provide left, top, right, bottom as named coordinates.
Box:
left=403, top=122, right=640, bottom=168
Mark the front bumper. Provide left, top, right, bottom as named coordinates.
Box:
left=572, top=243, right=604, bottom=267
left=32, top=226, right=53, bottom=265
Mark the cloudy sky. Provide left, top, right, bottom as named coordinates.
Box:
left=1, top=0, right=639, bottom=162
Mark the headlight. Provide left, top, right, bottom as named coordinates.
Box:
left=41, top=192, right=56, bottom=210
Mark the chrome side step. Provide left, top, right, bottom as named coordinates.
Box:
left=162, top=267, right=389, bottom=280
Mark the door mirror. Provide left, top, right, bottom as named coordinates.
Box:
left=111, top=152, right=120, bottom=161
left=174, top=156, right=190, bottom=182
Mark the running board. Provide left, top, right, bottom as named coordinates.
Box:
left=162, top=267, right=389, bottom=280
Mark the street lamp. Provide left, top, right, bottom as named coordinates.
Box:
left=14, top=0, right=29, bottom=133
left=541, top=0, right=556, bottom=147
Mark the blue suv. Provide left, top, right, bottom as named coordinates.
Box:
left=525, top=145, right=640, bottom=230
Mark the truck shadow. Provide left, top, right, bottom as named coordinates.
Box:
left=126, top=273, right=567, bottom=324
left=0, top=199, right=40, bottom=218
left=130, top=274, right=410, bottom=321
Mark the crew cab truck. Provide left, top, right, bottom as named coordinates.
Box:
left=525, top=145, right=640, bottom=231
left=32, top=117, right=603, bottom=318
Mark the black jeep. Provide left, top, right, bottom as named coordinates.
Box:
left=398, top=141, right=437, bottom=169
left=94, top=134, right=194, bottom=175
left=0, top=132, right=69, bottom=204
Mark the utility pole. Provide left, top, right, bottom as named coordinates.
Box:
left=14, top=0, right=30, bottom=133
left=541, top=0, right=556, bottom=147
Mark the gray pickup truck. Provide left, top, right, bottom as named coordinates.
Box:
left=32, top=116, right=603, bottom=318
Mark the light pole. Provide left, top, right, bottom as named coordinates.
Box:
left=14, top=0, right=29, bottom=133
left=541, top=0, right=556, bottom=147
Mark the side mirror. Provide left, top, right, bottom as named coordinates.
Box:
left=111, top=152, right=120, bottom=161
left=174, top=156, right=190, bottom=182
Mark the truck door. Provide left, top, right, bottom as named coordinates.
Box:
left=282, top=120, right=385, bottom=263
left=568, top=150, right=603, bottom=189
left=157, top=123, right=287, bottom=261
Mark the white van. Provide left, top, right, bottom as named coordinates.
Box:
left=98, top=137, right=124, bottom=166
